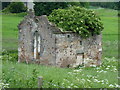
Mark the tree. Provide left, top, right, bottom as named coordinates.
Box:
left=2, top=2, right=10, bottom=9
left=34, top=2, right=89, bottom=16
left=90, top=2, right=119, bottom=10
left=7, top=2, right=27, bottom=13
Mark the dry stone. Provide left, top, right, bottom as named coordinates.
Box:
left=18, top=12, right=102, bottom=67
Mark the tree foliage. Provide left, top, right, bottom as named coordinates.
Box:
left=90, top=2, right=119, bottom=10
left=48, top=6, right=104, bottom=38
left=2, top=2, right=10, bottom=9
left=5, top=2, right=27, bottom=13
left=34, top=2, right=89, bottom=16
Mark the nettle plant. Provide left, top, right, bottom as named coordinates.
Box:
left=48, top=6, right=104, bottom=38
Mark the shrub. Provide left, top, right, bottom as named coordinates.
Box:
left=7, top=2, right=27, bottom=13
left=48, top=6, right=104, bottom=38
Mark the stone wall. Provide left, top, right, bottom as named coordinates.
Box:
left=18, top=13, right=57, bottom=65
left=18, top=12, right=102, bottom=67
left=55, top=33, right=102, bottom=67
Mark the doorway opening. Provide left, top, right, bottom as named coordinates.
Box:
left=76, top=53, right=84, bottom=66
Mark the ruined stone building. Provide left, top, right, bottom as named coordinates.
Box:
left=18, top=12, right=102, bottom=67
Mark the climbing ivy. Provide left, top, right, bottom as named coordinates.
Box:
left=48, top=6, right=104, bottom=38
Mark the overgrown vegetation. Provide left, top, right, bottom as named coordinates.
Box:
left=2, top=53, right=118, bottom=88
left=48, top=6, right=104, bottom=38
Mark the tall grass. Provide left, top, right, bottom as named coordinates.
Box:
left=2, top=56, right=118, bottom=88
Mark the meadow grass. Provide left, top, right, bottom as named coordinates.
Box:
left=1, top=8, right=119, bottom=88
left=2, top=8, right=119, bottom=58
left=93, top=8, right=118, bottom=17
left=2, top=14, right=23, bottom=50
left=2, top=57, right=118, bottom=88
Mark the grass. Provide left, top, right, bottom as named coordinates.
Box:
left=101, top=17, right=118, bottom=34
left=93, top=8, right=118, bottom=58
left=1, top=8, right=119, bottom=88
left=2, top=57, right=118, bottom=88
left=94, top=8, right=118, bottom=17
left=2, top=14, right=23, bottom=50
left=2, top=8, right=119, bottom=58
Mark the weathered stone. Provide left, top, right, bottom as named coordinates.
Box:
left=18, top=12, right=102, bottom=68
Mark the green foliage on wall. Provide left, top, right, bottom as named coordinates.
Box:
left=48, top=6, right=104, bottom=38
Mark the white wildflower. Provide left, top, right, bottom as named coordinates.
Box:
left=103, top=71, right=107, bottom=73
left=61, top=83, right=64, bottom=85
left=96, top=67, right=100, bottom=70
left=87, top=79, right=91, bottom=82
left=73, top=70, right=79, bottom=72
left=106, top=68, right=109, bottom=70
left=114, top=83, right=120, bottom=88
left=0, top=80, right=9, bottom=89
left=74, top=85, right=78, bottom=88
left=67, top=86, right=71, bottom=88
left=0, top=56, right=2, bottom=59
left=68, top=72, right=72, bottom=74
left=90, top=65, right=96, bottom=67
left=76, top=78, right=79, bottom=81
left=70, top=83, right=74, bottom=86
left=93, top=79, right=100, bottom=83
left=81, top=20, right=83, bottom=23
left=81, top=79, right=85, bottom=82
left=109, top=84, right=114, bottom=87
left=101, top=80, right=104, bottom=83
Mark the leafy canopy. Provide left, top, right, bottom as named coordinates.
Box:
left=34, top=2, right=89, bottom=16
left=3, top=2, right=27, bottom=13
left=48, top=6, right=104, bottom=38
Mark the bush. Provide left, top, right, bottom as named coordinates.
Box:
left=7, top=2, right=27, bottom=13
left=48, top=6, right=104, bottom=38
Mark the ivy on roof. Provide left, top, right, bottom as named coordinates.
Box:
left=48, top=6, right=104, bottom=38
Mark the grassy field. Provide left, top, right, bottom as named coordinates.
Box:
left=1, top=8, right=119, bottom=88
left=2, top=8, right=118, bottom=58
left=2, top=14, right=23, bottom=50
left=2, top=57, right=118, bottom=88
